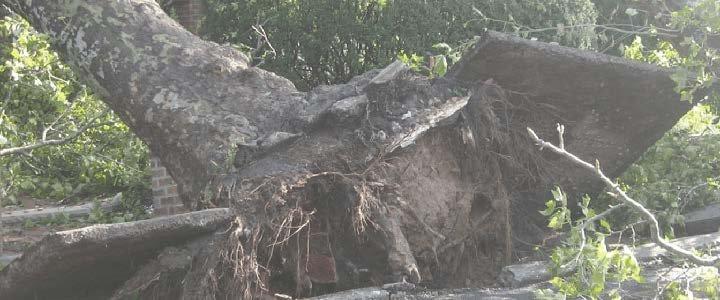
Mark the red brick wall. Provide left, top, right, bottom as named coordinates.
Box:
left=150, top=157, right=186, bottom=216
left=151, top=0, right=205, bottom=217
left=173, top=0, right=205, bottom=34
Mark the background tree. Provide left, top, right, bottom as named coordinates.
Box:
left=0, top=15, right=150, bottom=215
left=202, top=0, right=599, bottom=90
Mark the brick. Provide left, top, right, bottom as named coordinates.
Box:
left=161, top=196, right=184, bottom=207
left=169, top=206, right=188, bottom=215
left=153, top=189, right=166, bottom=197
left=166, top=185, right=178, bottom=195
left=150, top=157, right=161, bottom=168
left=152, top=178, right=161, bottom=189
left=154, top=207, right=171, bottom=216
left=159, top=177, right=175, bottom=186
left=151, top=168, right=165, bottom=177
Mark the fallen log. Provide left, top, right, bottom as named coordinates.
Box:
left=499, top=231, right=720, bottom=288
left=0, top=13, right=688, bottom=299
left=0, top=208, right=233, bottom=300
left=0, top=193, right=123, bottom=225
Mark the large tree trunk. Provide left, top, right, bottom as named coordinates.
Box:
left=0, top=1, right=691, bottom=299
left=2, top=0, right=314, bottom=208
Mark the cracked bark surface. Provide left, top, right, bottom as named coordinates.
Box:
left=0, top=1, right=693, bottom=298
left=0, top=209, right=233, bottom=299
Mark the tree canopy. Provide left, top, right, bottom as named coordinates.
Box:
left=0, top=16, right=148, bottom=206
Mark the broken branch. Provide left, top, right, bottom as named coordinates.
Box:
left=527, top=126, right=720, bottom=266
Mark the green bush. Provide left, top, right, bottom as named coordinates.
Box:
left=598, top=11, right=720, bottom=233
left=0, top=16, right=150, bottom=208
left=607, top=105, right=720, bottom=234
left=203, top=0, right=599, bottom=90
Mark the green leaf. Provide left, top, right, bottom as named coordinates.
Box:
left=548, top=211, right=566, bottom=230
left=540, top=199, right=555, bottom=216
left=599, top=219, right=612, bottom=232
left=432, top=55, right=447, bottom=77
left=432, top=43, right=452, bottom=54
left=595, top=238, right=608, bottom=259
left=551, top=187, right=567, bottom=206
left=19, top=180, right=35, bottom=190
left=670, top=68, right=690, bottom=92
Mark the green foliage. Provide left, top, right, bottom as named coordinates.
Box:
left=668, top=2, right=720, bottom=104
left=541, top=4, right=720, bottom=295
left=0, top=16, right=150, bottom=208
left=540, top=187, right=571, bottom=230
left=623, top=36, right=683, bottom=68
left=663, top=267, right=720, bottom=299
left=22, top=219, right=36, bottom=229
left=693, top=267, right=720, bottom=299
left=608, top=105, right=720, bottom=234
left=539, top=187, right=643, bottom=299
left=202, top=0, right=598, bottom=90
left=625, top=0, right=720, bottom=104
left=594, top=1, right=720, bottom=234
left=397, top=41, right=469, bottom=78
left=15, top=196, right=147, bottom=230
left=604, top=8, right=720, bottom=233
left=88, top=199, right=107, bottom=223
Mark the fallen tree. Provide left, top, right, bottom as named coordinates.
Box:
left=0, top=1, right=692, bottom=298
left=0, top=208, right=233, bottom=299
left=0, top=193, right=123, bottom=225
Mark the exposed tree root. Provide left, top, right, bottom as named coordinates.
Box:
left=2, top=55, right=629, bottom=300
left=190, top=79, right=549, bottom=298
left=38, top=77, right=551, bottom=299
left=370, top=201, right=421, bottom=284
left=111, top=239, right=205, bottom=300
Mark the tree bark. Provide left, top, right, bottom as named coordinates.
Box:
left=1, top=0, right=310, bottom=207
left=0, top=209, right=233, bottom=299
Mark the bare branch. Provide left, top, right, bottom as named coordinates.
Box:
left=0, top=108, right=109, bottom=156
left=0, top=4, right=12, bottom=19
left=250, top=23, right=276, bottom=67
left=527, top=126, right=720, bottom=266
left=556, top=123, right=565, bottom=150
left=471, top=6, right=680, bottom=39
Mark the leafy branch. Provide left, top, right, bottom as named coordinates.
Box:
left=0, top=108, right=110, bottom=156
left=527, top=125, right=720, bottom=266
